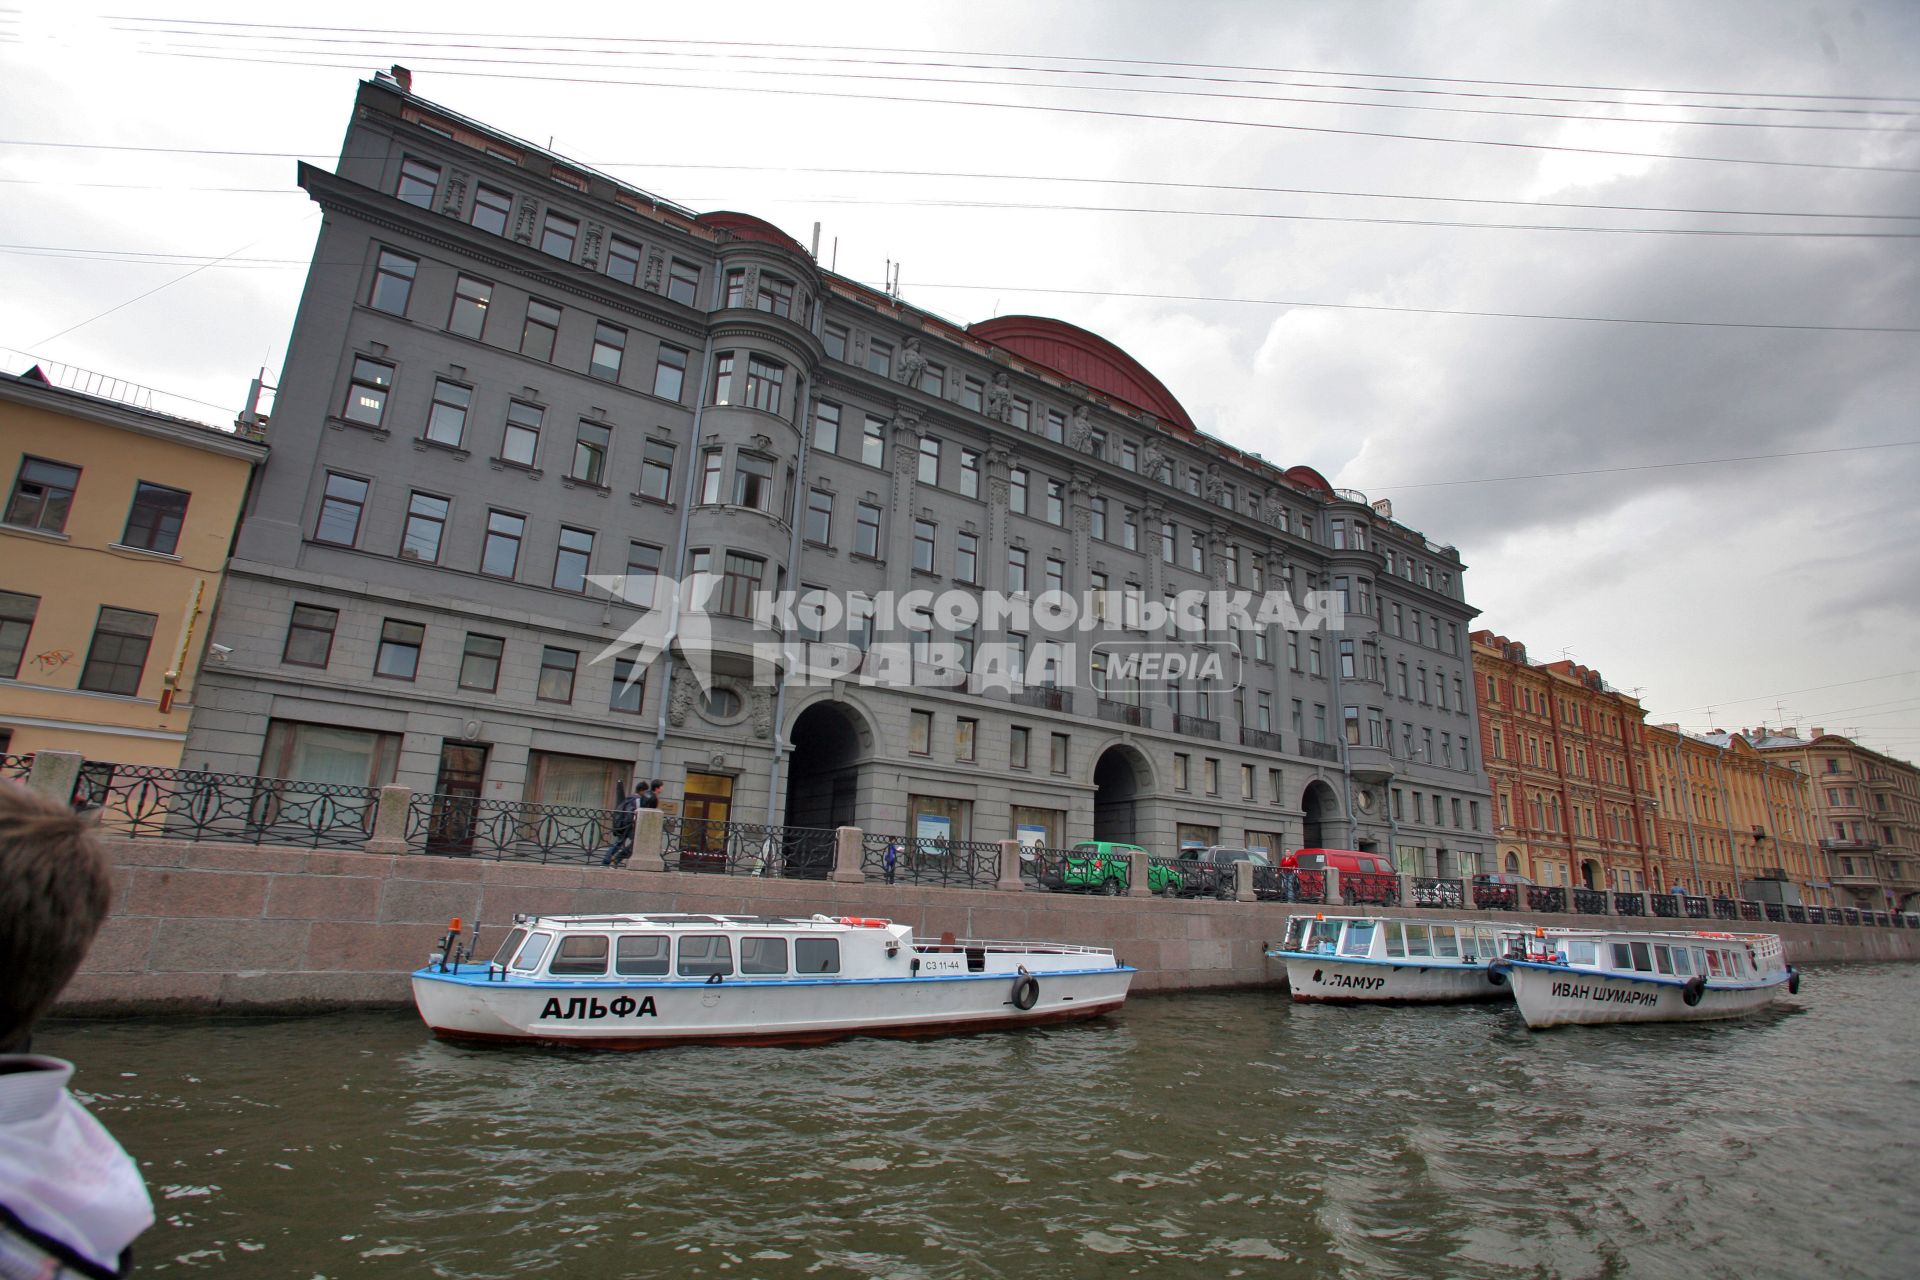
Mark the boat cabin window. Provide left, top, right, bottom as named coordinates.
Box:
left=741, top=937, right=789, bottom=975
left=1404, top=924, right=1432, bottom=957
left=1307, top=919, right=1343, bottom=953
left=1610, top=942, right=1632, bottom=970
left=1671, top=948, right=1692, bottom=977
left=1705, top=950, right=1723, bottom=976
left=492, top=927, right=528, bottom=965
left=1566, top=940, right=1598, bottom=967
left=615, top=935, right=669, bottom=976
left=1471, top=929, right=1499, bottom=961
left=511, top=932, right=553, bottom=973
left=549, top=934, right=610, bottom=976
left=677, top=934, right=734, bottom=977
left=1629, top=942, right=1653, bottom=972
left=1384, top=924, right=1406, bottom=957
left=1690, top=948, right=1707, bottom=974
left=1432, top=928, right=1460, bottom=959
left=1653, top=945, right=1674, bottom=975
left=1338, top=921, right=1376, bottom=957
left=795, top=937, right=840, bottom=974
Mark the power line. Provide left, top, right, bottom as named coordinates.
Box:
left=1354, top=442, right=1920, bottom=493
left=131, top=47, right=1920, bottom=176
left=98, top=17, right=1920, bottom=106
left=109, top=26, right=1920, bottom=135
left=1674, top=670, right=1920, bottom=715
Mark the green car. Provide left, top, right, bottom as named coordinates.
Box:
left=1044, top=841, right=1180, bottom=895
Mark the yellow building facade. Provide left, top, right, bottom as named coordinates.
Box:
left=1751, top=729, right=1920, bottom=912
left=1645, top=726, right=1823, bottom=906
left=0, top=369, right=265, bottom=768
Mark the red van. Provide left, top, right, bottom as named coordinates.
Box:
left=1283, top=848, right=1399, bottom=905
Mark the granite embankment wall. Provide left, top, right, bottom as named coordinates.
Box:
left=59, top=838, right=1920, bottom=1015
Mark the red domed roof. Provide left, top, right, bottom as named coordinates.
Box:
left=967, top=315, right=1195, bottom=433
left=1284, top=465, right=1334, bottom=495
left=697, top=211, right=809, bottom=256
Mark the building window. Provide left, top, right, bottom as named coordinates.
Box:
left=490, top=404, right=539, bottom=470
left=1010, top=468, right=1028, bottom=515
left=743, top=355, right=786, bottom=414
left=610, top=657, right=645, bottom=713
left=961, top=376, right=984, bottom=412
left=757, top=273, right=796, bottom=317
left=956, top=531, right=978, bottom=584
left=1044, top=408, right=1066, bottom=443
left=718, top=553, right=765, bottom=618
left=710, top=351, right=736, bottom=405
left=1088, top=497, right=1107, bottom=542
left=553, top=525, right=594, bottom=592
left=540, top=211, right=579, bottom=260
left=521, top=298, right=560, bottom=362
left=340, top=356, right=394, bottom=428
left=369, top=248, right=416, bottom=315
left=855, top=502, right=882, bottom=558
left=1010, top=725, right=1031, bottom=769
left=861, top=415, right=886, bottom=467
left=5, top=456, right=79, bottom=533
left=588, top=322, right=626, bottom=381
left=374, top=618, right=424, bottom=681
left=823, top=322, right=849, bottom=361
left=913, top=519, right=937, bottom=573
left=481, top=510, right=525, bottom=578
left=605, top=236, right=642, bottom=286
left=395, top=156, right=439, bottom=207
left=667, top=258, right=701, bottom=306
left=538, top=646, right=578, bottom=702
left=119, top=481, right=190, bottom=555
left=639, top=441, right=674, bottom=501
left=74, top=607, right=156, bottom=696
left=569, top=420, right=610, bottom=487
left=699, top=449, right=725, bottom=505
left=1007, top=547, right=1028, bottom=594
left=1046, top=478, right=1065, bottom=525
left=956, top=717, right=978, bottom=762
left=1045, top=557, right=1066, bottom=595
left=1051, top=733, right=1070, bottom=774
left=867, top=339, right=893, bottom=378
left=424, top=379, right=471, bottom=447
left=1173, top=753, right=1190, bottom=791
left=805, top=489, right=833, bottom=544
left=314, top=472, right=368, bottom=546
left=1188, top=531, right=1205, bottom=573
left=918, top=435, right=941, bottom=485
left=725, top=269, right=750, bottom=309
left=733, top=453, right=775, bottom=510
left=471, top=184, right=511, bottom=235
left=281, top=604, right=337, bottom=668
left=400, top=491, right=449, bottom=562
left=637, top=347, right=686, bottom=405
left=448, top=274, right=492, bottom=339
left=909, top=709, right=933, bottom=755
left=458, top=633, right=503, bottom=692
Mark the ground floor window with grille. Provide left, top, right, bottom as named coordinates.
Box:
left=909, top=794, right=971, bottom=854
left=260, top=720, right=402, bottom=788
left=525, top=750, right=625, bottom=810
left=1177, top=823, right=1219, bottom=850
left=1010, top=805, right=1063, bottom=849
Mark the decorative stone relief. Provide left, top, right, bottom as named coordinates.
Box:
left=643, top=249, right=665, bottom=293
left=440, top=168, right=469, bottom=218
left=580, top=221, right=605, bottom=271
left=750, top=689, right=773, bottom=739
left=984, top=371, right=1012, bottom=423
left=897, top=336, right=928, bottom=386
left=512, top=196, right=539, bottom=245
left=668, top=668, right=696, bottom=727
left=1140, top=438, right=1171, bottom=482
left=1204, top=463, right=1226, bottom=505
left=1068, top=404, right=1095, bottom=453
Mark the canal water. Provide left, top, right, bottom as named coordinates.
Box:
left=39, top=964, right=1918, bottom=1279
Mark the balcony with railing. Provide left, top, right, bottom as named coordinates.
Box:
left=1240, top=726, right=1285, bottom=753
left=1098, top=698, right=1147, bottom=727
left=1173, top=713, right=1221, bottom=741
left=1010, top=684, right=1067, bottom=711
left=1299, top=739, right=1340, bottom=763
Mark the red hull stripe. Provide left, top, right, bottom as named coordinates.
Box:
left=426, top=1000, right=1126, bottom=1050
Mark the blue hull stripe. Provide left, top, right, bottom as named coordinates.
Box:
left=414, top=965, right=1134, bottom=991
left=1504, top=958, right=1786, bottom=992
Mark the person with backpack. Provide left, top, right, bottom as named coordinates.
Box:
left=601, top=780, right=642, bottom=867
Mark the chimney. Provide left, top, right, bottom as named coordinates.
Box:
left=1811, top=727, right=1825, bottom=738
left=391, top=64, right=412, bottom=93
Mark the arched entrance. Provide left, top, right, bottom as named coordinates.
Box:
left=1301, top=780, right=1340, bottom=849
left=783, top=701, right=870, bottom=875
left=1093, top=744, right=1151, bottom=845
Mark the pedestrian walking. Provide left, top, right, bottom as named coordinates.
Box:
left=884, top=840, right=899, bottom=885
left=601, top=781, right=640, bottom=867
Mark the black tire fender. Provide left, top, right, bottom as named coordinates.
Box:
left=1682, top=975, right=1707, bottom=1007
left=1787, top=967, right=1801, bottom=995
left=1011, top=974, right=1040, bottom=1011
left=1487, top=961, right=1509, bottom=987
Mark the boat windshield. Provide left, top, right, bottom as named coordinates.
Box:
left=510, top=932, right=552, bottom=973
left=1338, top=921, right=1375, bottom=957
left=491, top=927, right=527, bottom=966
left=1306, top=919, right=1343, bottom=953
left=1565, top=939, right=1598, bottom=967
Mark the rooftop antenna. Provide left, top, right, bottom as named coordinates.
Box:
left=831, top=236, right=838, bottom=272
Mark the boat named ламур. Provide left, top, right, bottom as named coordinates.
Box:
left=1266, top=914, right=1516, bottom=1004
left=1493, top=926, right=1798, bottom=1030
left=411, top=912, right=1135, bottom=1049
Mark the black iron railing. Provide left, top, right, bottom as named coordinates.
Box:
left=1739, top=901, right=1763, bottom=922
left=1613, top=892, right=1646, bottom=917
left=1098, top=699, right=1146, bottom=727
left=1807, top=906, right=1827, bottom=925
left=1785, top=904, right=1807, bottom=924
left=1344, top=871, right=1399, bottom=907
left=406, top=793, right=614, bottom=864
left=1239, top=727, right=1284, bottom=753
left=1010, top=685, right=1067, bottom=711
left=1525, top=885, right=1567, bottom=913
left=1411, top=877, right=1463, bottom=910
left=1650, top=893, right=1681, bottom=918
left=1764, top=902, right=1786, bottom=923
left=1023, top=845, right=1087, bottom=892
left=1572, top=888, right=1608, bottom=916
left=666, top=818, right=837, bottom=879
left=1712, top=897, right=1741, bottom=921
left=1172, top=713, right=1221, bottom=741
left=1473, top=883, right=1521, bottom=911
left=1299, top=739, right=1340, bottom=763
left=1683, top=895, right=1710, bottom=919
left=0, top=753, right=32, bottom=780
left=79, top=763, right=379, bottom=849
left=862, top=832, right=1001, bottom=888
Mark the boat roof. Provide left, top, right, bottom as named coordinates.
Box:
left=510, top=913, right=903, bottom=933
left=1504, top=926, right=1778, bottom=945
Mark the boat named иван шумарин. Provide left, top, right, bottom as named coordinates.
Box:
left=411, top=912, right=1134, bottom=1048
left=1492, top=926, right=1798, bottom=1029
left=1266, top=914, right=1518, bottom=1004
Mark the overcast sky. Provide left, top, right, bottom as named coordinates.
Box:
left=4, top=0, right=1917, bottom=755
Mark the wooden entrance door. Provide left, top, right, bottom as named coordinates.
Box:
left=427, top=742, right=488, bottom=854
left=680, top=771, right=735, bottom=869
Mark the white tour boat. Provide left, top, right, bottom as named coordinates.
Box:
left=1266, top=914, right=1517, bottom=1004
left=411, top=912, right=1135, bottom=1048
left=1493, top=926, right=1799, bottom=1029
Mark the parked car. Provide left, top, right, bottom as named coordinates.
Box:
left=1169, top=846, right=1273, bottom=899
left=1288, top=848, right=1399, bottom=905
left=1045, top=840, right=1156, bottom=895
left=1471, top=871, right=1535, bottom=910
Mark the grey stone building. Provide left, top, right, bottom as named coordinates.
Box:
left=187, top=71, right=1491, bottom=872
